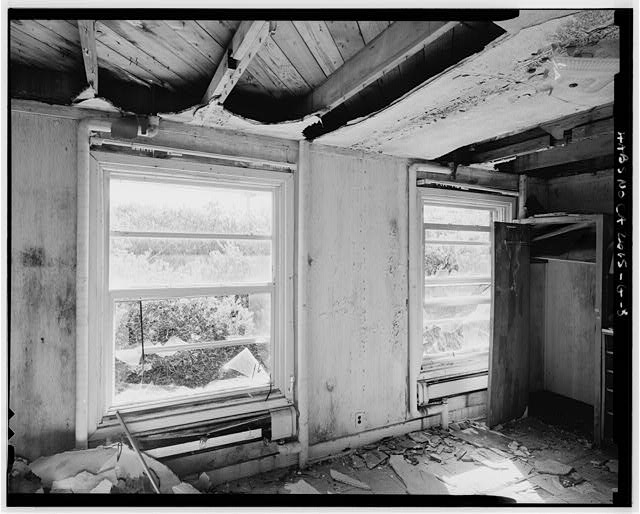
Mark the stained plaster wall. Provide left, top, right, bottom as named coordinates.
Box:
left=10, top=101, right=486, bottom=463
left=10, top=110, right=79, bottom=460
left=302, top=145, right=411, bottom=445
left=8, top=102, right=298, bottom=460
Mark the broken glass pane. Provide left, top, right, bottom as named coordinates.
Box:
left=113, top=294, right=271, bottom=406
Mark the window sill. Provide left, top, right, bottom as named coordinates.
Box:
left=420, top=349, right=489, bottom=382
left=90, top=390, right=291, bottom=442
left=417, top=372, right=488, bottom=406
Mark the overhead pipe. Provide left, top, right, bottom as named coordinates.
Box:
left=75, top=115, right=159, bottom=448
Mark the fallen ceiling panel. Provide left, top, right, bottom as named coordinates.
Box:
left=315, top=10, right=618, bottom=160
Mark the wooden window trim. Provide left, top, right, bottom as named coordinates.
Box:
left=78, top=151, right=294, bottom=441
left=415, top=188, right=516, bottom=400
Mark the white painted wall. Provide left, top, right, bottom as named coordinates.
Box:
left=10, top=101, right=486, bottom=462
left=302, top=145, right=411, bottom=444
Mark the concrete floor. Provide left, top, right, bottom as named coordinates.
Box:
left=209, top=417, right=618, bottom=504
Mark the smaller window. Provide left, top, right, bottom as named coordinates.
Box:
left=420, top=189, right=514, bottom=382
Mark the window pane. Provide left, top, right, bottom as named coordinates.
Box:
left=423, top=204, right=492, bottom=226
left=110, top=238, right=271, bottom=288
left=422, top=303, right=490, bottom=356
left=110, top=179, right=272, bottom=235
left=425, top=229, right=489, bottom=243
left=424, top=244, right=491, bottom=278
left=113, top=294, right=271, bottom=406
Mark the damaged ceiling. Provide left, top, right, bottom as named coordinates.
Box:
left=9, top=10, right=619, bottom=156
left=316, top=10, right=619, bottom=161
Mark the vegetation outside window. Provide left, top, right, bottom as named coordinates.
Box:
left=420, top=190, right=514, bottom=382
left=109, top=179, right=276, bottom=408
left=81, top=153, right=294, bottom=428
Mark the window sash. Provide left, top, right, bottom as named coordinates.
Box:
left=420, top=190, right=514, bottom=374
left=110, top=230, right=272, bottom=240
left=109, top=283, right=274, bottom=298
left=106, top=287, right=276, bottom=411
left=103, top=167, right=282, bottom=413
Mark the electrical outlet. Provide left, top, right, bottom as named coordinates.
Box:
left=354, top=411, right=366, bottom=430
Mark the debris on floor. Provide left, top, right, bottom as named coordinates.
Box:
left=329, top=469, right=371, bottom=490
left=205, top=417, right=617, bottom=503
left=9, top=443, right=181, bottom=494
left=605, top=460, right=618, bottom=473
left=283, top=479, right=320, bottom=494
left=172, top=482, right=201, bottom=494
left=9, top=417, right=618, bottom=503
left=533, top=459, right=573, bottom=475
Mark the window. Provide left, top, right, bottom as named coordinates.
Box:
left=419, top=189, right=514, bottom=382
left=81, top=152, right=293, bottom=435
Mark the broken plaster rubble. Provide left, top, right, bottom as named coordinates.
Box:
left=13, top=443, right=185, bottom=494
left=72, top=94, right=319, bottom=141
left=203, top=417, right=615, bottom=502
left=9, top=417, right=617, bottom=501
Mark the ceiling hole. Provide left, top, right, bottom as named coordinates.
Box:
left=568, top=83, right=578, bottom=88
left=527, top=68, right=536, bottom=73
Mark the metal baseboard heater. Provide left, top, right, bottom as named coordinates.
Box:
left=417, top=374, right=488, bottom=407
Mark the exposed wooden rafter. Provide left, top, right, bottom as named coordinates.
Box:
left=202, top=20, right=275, bottom=105
left=299, top=21, right=460, bottom=116
left=532, top=221, right=593, bottom=242
left=439, top=103, right=614, bottom=166
left=497, top=132, right=613, bottom=174
left=77, top=20, right=98, bottom=93
left=472, top=135, right=553, bottom=164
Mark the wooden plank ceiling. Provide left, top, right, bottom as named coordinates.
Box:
left=9, top=17, right=506, bottom=127
left=10, top=20, right=389, bottom=109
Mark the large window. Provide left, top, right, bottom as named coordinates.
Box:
left=420, top=189, right=514, bottom=382
left=83, top=153, right=293, bottom=430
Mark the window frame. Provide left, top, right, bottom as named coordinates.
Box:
left=80, top=151, right=294, bottom=440
left=417, top=188, right=515, bottom=388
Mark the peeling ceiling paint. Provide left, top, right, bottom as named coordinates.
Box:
left=316, top=10, right=619, bottom=160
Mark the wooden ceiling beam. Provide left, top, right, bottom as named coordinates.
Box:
left=497, top=132, right=613, bottom=174
left=77, top=20, right=98, bottom=94
left=299, top=20, right=460, bottom=116
left=532, top=222, right=593, bottom=242
left=440, top=103, right=614, bottom=165
left=472, top=134, right=553, bottom=163
left=202, top=20, right=274, bottom=105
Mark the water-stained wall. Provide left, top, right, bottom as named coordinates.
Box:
left=303, top=145, right=410, bottom=445
left=10, top=110, right=79, bottom=459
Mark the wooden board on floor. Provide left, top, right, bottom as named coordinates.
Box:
left=488, top=222, right=531, bottom=427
